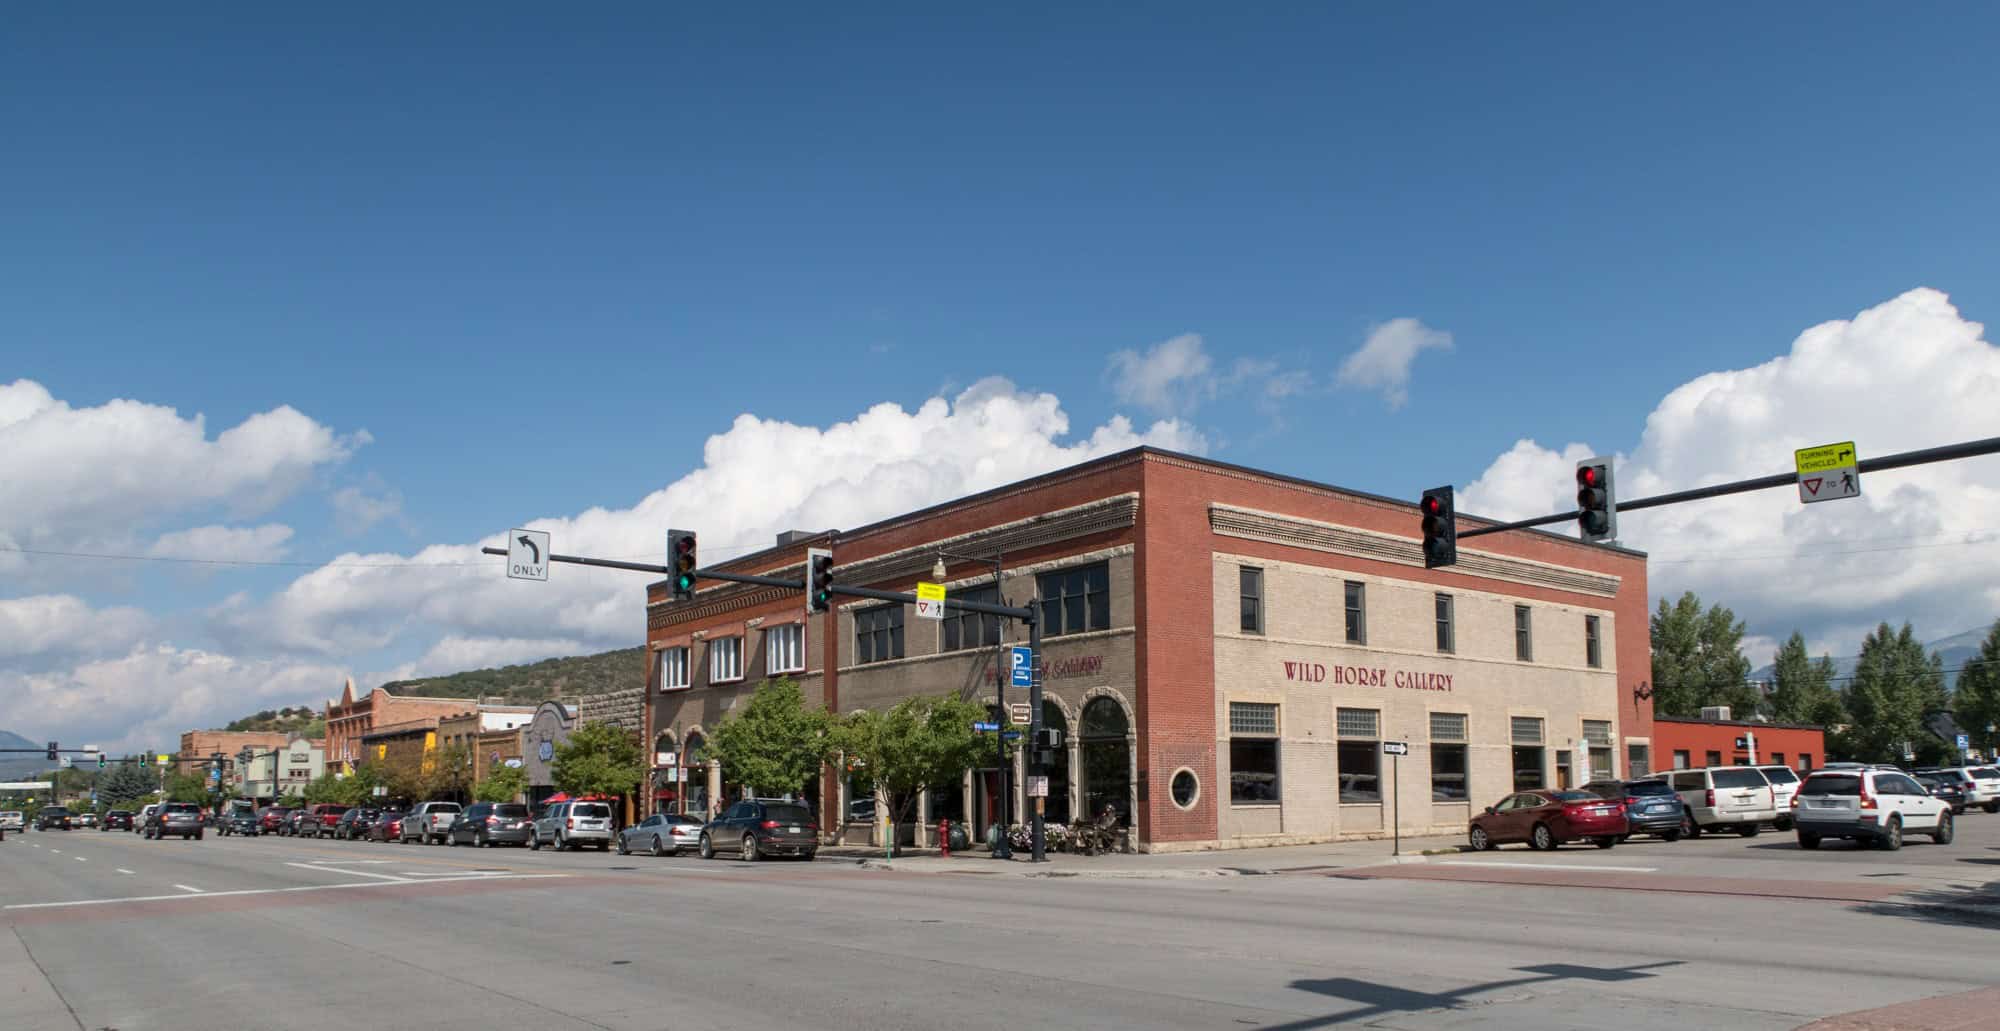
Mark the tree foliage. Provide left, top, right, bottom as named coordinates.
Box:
left=551, top=721, right=644, bottom=800
left=1954, top=620, right=2000, bottom=759
left=709, top=679, right=835, bottom=798
left=1766, top=631, right=1847, bottom=727
left=1844, top=622, right=1950, bottom=764
left=1649, top=592, right=1758, bottom=718
left=836, top=694, right=988, bottom=832
left=421, top=743, right=474, bottom=802
left=96, top=761, right=159, bottom=808
left=473, top=763, right=528, bottom=803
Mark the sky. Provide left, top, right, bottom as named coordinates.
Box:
left=4, top=6, right=1999, bottom=752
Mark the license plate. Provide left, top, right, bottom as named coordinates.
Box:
left=788, top=827, right=801, bottom=834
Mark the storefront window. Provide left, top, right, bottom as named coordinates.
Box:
left=1510, top=717, right=1545, bottom=790
left=1336, top=708, right=1380, bottom=803
left=1080, top=697, right=1131, bottom=825
left=1229, top=702, right=1280, bottom=804
left=1584, top=720, right=1614, bottom=781
left=1430, top=712, right=1469, bottom=801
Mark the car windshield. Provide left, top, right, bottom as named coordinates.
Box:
left=165, top=804, right=199, bottom=814
left=1712, top=769, right=1767, bottom=789
left=1801, top=775, right=1861, bottom=796
left=667, top=815, right=702, bottom=826
left=430, top=803, right=461, bottom=813
left=1551, top=791, right=1600, bottom=803
left=493, top=804, right=529, bottom=817
left=1624, top=780, right=1675, bottom=796
left=571, top=803, right=611, bottom=818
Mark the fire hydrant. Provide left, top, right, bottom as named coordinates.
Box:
left=939, top=818, right=951, bottom=858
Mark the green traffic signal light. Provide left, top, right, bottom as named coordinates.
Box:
left=668, top=529, right=698, bottom=601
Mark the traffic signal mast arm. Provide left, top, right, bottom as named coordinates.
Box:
left=1456, top=433, right=2000, bottom=540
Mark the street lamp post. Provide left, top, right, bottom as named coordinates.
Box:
left=932, top=548, right=1012, bottom=859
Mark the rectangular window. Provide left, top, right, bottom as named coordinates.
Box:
left=1585, top=615, right=1603, bottom=669
left=1798, top=753, right=1812, bottom=772
left=854, top=605, right=905, bottom=664
left=1335, top=709, right=1380, bottom=805
left=1510, top=716, right=1544, bottom=791
left=1435, top=594, right=1454, bottom=653
left=708, top=636, right=743, bottom=683
left=1510, top=717, right=1543, bottom=745
left=658, top=646, right=690, bottom=691
left=1343, top=581, right=1366, bottom=645
left=941, top=585, right=1002, bottom=652
left=1628, top=743, right=1650, bottom=778
left=1673, top=750, right=1690, bottom=770
left=1430, top=713, right=1469, bottom=802
left=1038, top=563, right=1110, bottom=637
left=1583, top=720, right=1613, bottom=781
left=765, top=623, right=804, bottom=675
left=1769, top=752, right=1785, bottom=767
left=1228, top=702, right=1280, bottom=804
left=1705, top=750, right=1722, bottom=768
left=1514, top=605, right=1533, bottom=662
left=1239, top=566, right=1263, bottom=635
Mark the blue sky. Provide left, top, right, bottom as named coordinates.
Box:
left=5, top=6, right=2000, bottom=749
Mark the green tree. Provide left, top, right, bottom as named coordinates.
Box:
left=97, top=761, right=158, bottom=809
left=836, top=694, right=988, bottom=847
left=709, top=678, right=835, bottom=798
left=551, top=721, right=644, bottom=801
left=1766, top=631, right=1846, bottom=727
left=473, top=763, right=528, bottom=803
left=1954, top=620, right=2000, bottom=760
left=1649, top=592, right=1758, bottom=717
left=1845, top=622, right=1950, bottom=763
left=420, top=743, right=475, bottom=802
left=163, top=770, right=211, bottom=804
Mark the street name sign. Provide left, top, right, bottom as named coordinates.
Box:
left=508, top=528, right=551, bottom=581
left=973, top=721, right=1000, bottom=732
left=914, top=581, right=946, bottom=620
left=1382, top=741, right=1409, bottom=756
left=1795, top=441, right=1860, bottom=504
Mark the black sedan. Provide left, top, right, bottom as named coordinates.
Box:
left=333, top=807, right=381, bottom=840
left=101, top=809, right=135, bottom=831
left=1916, top=774, right=1969, bottom=814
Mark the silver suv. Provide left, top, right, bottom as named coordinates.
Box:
left=400, top=801, right=462, bottom=845
left=531, top=800, right=614, bottom=851
left=1792, top=768, right=1954, bottom=851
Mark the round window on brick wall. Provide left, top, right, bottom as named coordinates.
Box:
left=1170, top=768, right=1200, bottom=810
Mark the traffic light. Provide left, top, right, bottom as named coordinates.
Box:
left=806, top=547, right=834, bottom=613
left=46, top=741, right=57, bottom=761
left=667, top=529, right=698, bottom=601
left=1576, top=458, right=1617, bottom=543
left=1419, top=486, right=1457, bottom=569
left=97, top=753, right=106, bottom=770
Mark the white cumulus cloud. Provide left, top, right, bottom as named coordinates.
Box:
left=149, top=524, right=295, bottom=564
left=1459, top=287, right=2000, bottom=660
left=1106, top=334, right=1217, bottom=415
left=0, top=595, right=152, bottom=663
left=1336, top=318, right=1454, bottom=409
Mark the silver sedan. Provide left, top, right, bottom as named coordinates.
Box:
left=616, top=813, right=705, bottom=856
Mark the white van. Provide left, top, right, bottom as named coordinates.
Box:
left=1668, top=766, right=1777, bottom=837
left=1753, top=765, right=1803, bottom=828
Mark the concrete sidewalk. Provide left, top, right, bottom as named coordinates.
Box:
left=834, top=832, right=1470, bottom=877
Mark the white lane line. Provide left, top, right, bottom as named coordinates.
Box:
left=1440, top=861, right=1658, bottom=873
left=47, top=848, right=60, bottom=854
left=284, top=862, right=410, bottom=883
left=115, top=868, right=135, bottom=875
left=173, top=884, right=204, bottom=894
left=4, top=873, right=570, bottom=911
left=74, top=856, right=87, bottom=863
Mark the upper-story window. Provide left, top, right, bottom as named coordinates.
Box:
left=658, top=646, right=690, bottom=691
left=709, top=636, right=743, bottom=684
left=1038, top=563, right=1109, bottom=636
left=943, top=585, right=1003, bottom=651
left=855, top=604, right=905, bottom=663
left=1514, top=605, right=1533, bottom=662
left=1585, top=615, right=1603, bottom=668
left=1435, top=594, right=1455, bottom=654
left=1239, top=566, right=1263, bottom=635
left=765, top=623, right=805, bottom=675
left=1343, top=581, right=1366, bottom=645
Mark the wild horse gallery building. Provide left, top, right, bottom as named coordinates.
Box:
left=644, top=446, right=1653, bottom=852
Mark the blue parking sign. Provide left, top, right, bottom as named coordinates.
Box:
left=1009, top=645, right=1034, bottom=688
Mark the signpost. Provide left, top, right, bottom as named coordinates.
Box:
left=1010, top=702, right=1031, bottom=726
left=1383, top=741, right=1408, bottom=856
left=913, top=581, right=947, bottom=620
left=507, top=529, right=551, bottom=581
left=1795, top=441, right=1860, bottom=504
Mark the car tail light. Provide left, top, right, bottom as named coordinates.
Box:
left=762, top=819, right=780, bottom=829
left=566, top=818, right=574, bottom=830
left=1790, top=794, right=1800, bottom=808
left=1858, top=785, right=1877, bottom=809
left=1705, top=789, right=1715, bottom=808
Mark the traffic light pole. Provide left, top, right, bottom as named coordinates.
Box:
left=1457, top=434, right=2000, bottom=540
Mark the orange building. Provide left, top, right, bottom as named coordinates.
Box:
left=1654, top=716, right=1826, bottom=773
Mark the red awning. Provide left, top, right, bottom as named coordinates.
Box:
left=542, top=793, right=569, bottom=803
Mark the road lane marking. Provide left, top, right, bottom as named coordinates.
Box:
left=1440, top=861, right=1658, bottom=873
left=173, top=884, right=204, bottom=894
left=74, top=856, right=86, bottom=862
left=285, top=862, right=411, bottom=883
left=115, top=869, right=135, bottom=875
left=4, top=873, right=570, bottom=911
left=48, top=848, right=60, bottom=854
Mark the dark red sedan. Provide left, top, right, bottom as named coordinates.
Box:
left=1468, top=790, right=1628, bottom=851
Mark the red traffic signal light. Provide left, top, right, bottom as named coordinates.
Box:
left=1575, top=459, right=1617, bottom=543
left=1419, top=486, right=1457, bottom=569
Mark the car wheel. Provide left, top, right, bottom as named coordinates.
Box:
left=479, top=832, right=491, bottom=848
left=617, top=835, right=630, bottom=856
left=1680, top=811, right=1702, bottom=839
left=1529, top=823, right=1554, bottom=851
left=529, top=832, right=542, bottom=851
left=558, top=832, right=570, bottom=851
left=801, top=850, right=817, bottom=862
left=742, top=834, right=759, bottom=862
left=1932, top=811, right=1954, bottom=845
left=195, top=831, right=203, bottom=841
left=1985, top=801, right=1999, bottom=814
left=1736, top=824, right=1759, bottom=838
left=1774, top=816, right=1793, bottom=831
left=598, top=841, right=610, bottom=852
left=1878, top=816, right=1903, bottom=851
left=699, top=832, right=714, bottom=860
left=1594, top=836, right=1616, bottom=849
left=1468, top=826, right=1491, bottom=852
left=1797, top=831, right=1820, bottom=849
left=1661, top=829, right=1682, bottom=843
left=650, top=835, right=665, bottom=857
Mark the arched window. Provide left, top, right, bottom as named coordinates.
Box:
left=1080, top=697, right=1131, bottom=827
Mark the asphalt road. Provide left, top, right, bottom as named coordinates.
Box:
left=4, top=816, right=1997, bottom=1031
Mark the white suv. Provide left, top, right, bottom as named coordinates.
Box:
left=1668, top=766, right=1777, bottom=837
left=1918, top=766, right=1999, bottom=813
left=1754, top=765, right=1804, bottom=827
left=1792, top=768, right=1954, bottom=851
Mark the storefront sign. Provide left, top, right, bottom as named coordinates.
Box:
left=989, top=654, right=1105, bottom=684
left=1283, top=661, right=1453, bottom=692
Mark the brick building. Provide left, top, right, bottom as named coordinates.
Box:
left=1655, top=716, right=1826, bottom=773
left=178, top=730, right=290, bottom=767
left=323, top=678, right=478, bottom=774
left=644, top=447, right=1653, bottom=852
left=436, top=706, right=536, bottom=786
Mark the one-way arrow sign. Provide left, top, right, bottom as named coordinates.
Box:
left=508, top=529, right=551, bottom=582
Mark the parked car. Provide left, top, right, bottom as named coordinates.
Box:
left=618, top=812, right=704, bottom=856
left=224, top=810, right=260, bottom=836
left=0, top=811, right=24, bottom=833
left=1752, top=765, right=1804, bottom=829
left=74, top=811, right=99, bottom=829
left=282, top=808, right=310, bottom=835
left=1468, top=790, right=1628, bottom=851
left=1913, top=767, right=1999, bottom=813
left=333, top=807, right=380, bottom=840
left=1914, top=774, right=1968, bottom=814
left=532, top=799, right=615, bottom=851
left=146, top=802, right=205, bottom=840
left=135, top=803, right=160, bottom=832
left=256, top=806, right=294, bottom=834
left=449, top=802, right=533, bottom=847
left=1667, top=766, right=1776, bottom=837
left=401, top=801, right=462, bottom=844
left=35, top=805, right=74, bottom=831
left=699, top=799, right=819, bottom=861
left=1583, top=779, right=1683, bottom=841
left=369, top=810, right=406, bottom=842
left=1792, top=768, right=1953, bottom=850
left=296, top=804, right=350, bottom=839
left=100, top=809, right=134, bottom=831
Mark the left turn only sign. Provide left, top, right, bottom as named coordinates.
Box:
left=508, top=529, right=551, bottom=581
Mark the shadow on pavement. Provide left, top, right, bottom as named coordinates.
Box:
left=1851, top=879, right=2000, bottom=930
left=1254, top=961, right=1683, bottom=1030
